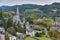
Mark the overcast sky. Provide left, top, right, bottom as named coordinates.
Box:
left=0, top=0, right=60, bottom=6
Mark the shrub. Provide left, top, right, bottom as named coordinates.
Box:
left=17, top=27, right=26, bottom=33
left=48, top=30, right=60, bottom=38
left=35, top=32, right=42, bottom=37
left=7, top=27, right=16, bottom=35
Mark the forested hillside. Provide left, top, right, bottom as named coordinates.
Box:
left=0, top=2, right=60, bottom=17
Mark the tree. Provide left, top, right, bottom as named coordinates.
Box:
left=46, top=22, right=52, bottom=28
left=57, top=34, right=60, bottom=38
left=17, top=27, right=26, bottom=33
left=48, top=30, right=60, bottom=38
left=0, top=11, right=5, bottom=27
left=26, top=14, right=36, bottom=23
left=3, top=11, right=13, bottom=19
left=0, top=20, right=4, bottom=27
left=40, top=18, right=52, bottom=28
left=33, top=19, right=39, bottom=24
left=7, top=27, right=16, bottom=35
left=5, top=34, right=10, bottom=40
left=35, top=32, right=43, bottom=37
left=34, top=25, right=44, bottom=31
left=7, top=19, right=13, bottom=28
left=0, top=12, right=2, bottom=19
left=2, top=11, right=13, bottom=29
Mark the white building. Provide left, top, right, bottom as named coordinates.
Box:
left=9, top=34, right=16, bottom=40
left=16, top=32, right=24, bottom=40
left=0, top=27, right=5, bottom=40
left=13, top=7, right=21, bottom=25
left=50, top=26, right=59, bottom=31
left=57, top=28, right=60, bottom=33
left=0, top=34, right=5, bottom=40
left=26, top=22, right=35, bottom=37
left=13, top=7, right=25, bottom=28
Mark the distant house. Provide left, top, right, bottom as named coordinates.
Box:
left=57, top=28, right=60, bottom=33
left=8, top=34, right=17, bottom=40
left=53, top=21, right=60, bottom=26
left=50, top=26, right=59, bottom=31
left=26, top=22, right=35, bottom=37
left=16, top=32, right=25, bottom=40
left=0, top=27, right=5, bottom=40
left=0, top=34, right=5, bottom=40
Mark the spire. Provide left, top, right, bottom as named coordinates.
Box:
left=16, top=6, right=20, bottom=25
left=17, top=7, right=19, bottom=16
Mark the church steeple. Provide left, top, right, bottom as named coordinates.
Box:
left=17, top=7, right=19, bottom=16
left=15, top=6, right=21, bottom=25
left=13, top=6, right=25, bottom=26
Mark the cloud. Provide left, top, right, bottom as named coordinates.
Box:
left=0, top=0, right=60, bottom=6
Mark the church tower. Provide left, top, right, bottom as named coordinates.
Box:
left=13, top=6, right=26, bottom=27
left=16, top=7, right=21, bottom=24
left=13, top=7, right=21, bottom=25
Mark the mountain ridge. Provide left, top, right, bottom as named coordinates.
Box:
left=0, top=2, right=60, bottom=17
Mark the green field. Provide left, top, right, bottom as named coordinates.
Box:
left=24, top=37, right=52, bottom=40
